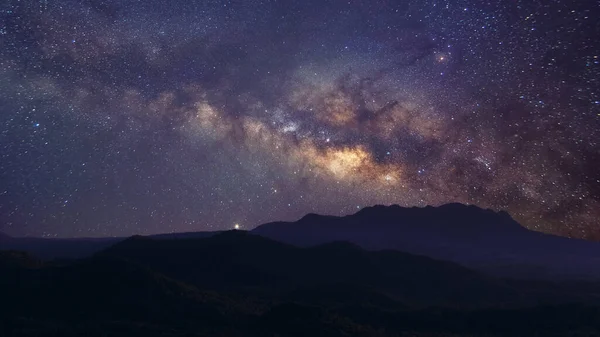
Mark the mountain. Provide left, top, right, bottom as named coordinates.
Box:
left=4, top=232, right=600, bottom=337
left=252, top=203, right=600, bottom=279
left=99, top=230, right=518, bottom=306
left=3, top=203, right=600, bottom=280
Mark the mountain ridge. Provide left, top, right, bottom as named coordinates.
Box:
left=252, top=204, right=600, bottom=279
left=6, top=230, right=600, bottom=337
left=282, top=203, right=526, bottom=234
left=3, top=203, right=600, bottom=279
left=97, top=229, right=522, bottom=307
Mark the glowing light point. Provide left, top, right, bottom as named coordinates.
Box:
left=234, top=224, right=240, bottom=230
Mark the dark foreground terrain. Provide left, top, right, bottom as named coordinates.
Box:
left=3, top=230, right=600, bottom=337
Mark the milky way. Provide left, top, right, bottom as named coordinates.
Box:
left=0, top=0, right=599, bottom=238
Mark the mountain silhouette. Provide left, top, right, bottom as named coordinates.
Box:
left=4, top=231, right=600, bottom=336
left=3, top=203, right=600, bottom=280
left=253, top=204, right=600, bottom=279
left=99, top=230, right=519, bottom=306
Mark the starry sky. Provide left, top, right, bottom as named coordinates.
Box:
left=0, top=0, right=599, bottom=239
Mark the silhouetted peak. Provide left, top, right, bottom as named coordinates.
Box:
left=434, top=204, right=523, bottom=228
left=497, top=210, right=516, bottom=221
left=355, top=203, right=487, bottom=216
left=437, top=203, right=495, bottom=214
left=299, top=213, right=321, bottom=221
left=298, top=213, right=338, bottom=223
left=353, top=204, right=406, bottom=218
left=351, top=203, right=521, bottom=228
left=356, top=204, right=387, bottom=212
left=253, top=202, right=529, bottom=255
left=213, top=229, right=252, bottom=240
left=221, top=229, right=249, bottom=235
left=438, top=202, right=475, bottom=210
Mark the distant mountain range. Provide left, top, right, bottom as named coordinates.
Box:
left=2, top=203, right=600, bottom=279
left=253, top=203, right=600, bottom=279
left=0, top=229, right=216, bottom=260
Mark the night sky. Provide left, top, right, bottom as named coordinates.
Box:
left=0, top=0, right=599, bottom=239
